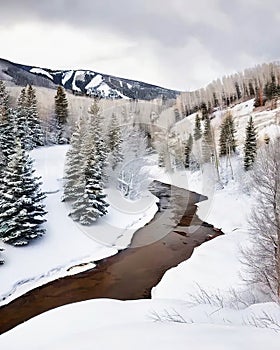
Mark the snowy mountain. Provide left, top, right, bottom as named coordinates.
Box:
left=0, top=58, right=179, bottom=100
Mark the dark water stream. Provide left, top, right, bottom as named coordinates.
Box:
left=0, top=181, right=222, bottom=334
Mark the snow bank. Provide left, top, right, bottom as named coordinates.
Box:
left=150, top=159, right=253, bottom=299
left=0, top=145, right=158, bottom=305
left=0, top=299, right=279, bottom=350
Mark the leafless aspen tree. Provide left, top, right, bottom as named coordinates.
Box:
left=242, top=138, right=280, bottom=301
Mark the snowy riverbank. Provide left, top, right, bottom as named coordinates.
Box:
left=0, top=145, right=158, bottom=305
left=1, top=148, right=280, bottom=350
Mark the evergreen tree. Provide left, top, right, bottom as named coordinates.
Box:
left=202, top=117, right=213, bottom=163
left=184, top=134, right=193, bottom=168
left=62, top=117, right=86, bottom=202
left=0, top=111, right=16, bottom=163
left=69, top=117, right=109, bottom=224
left=107, top=113, right=123, bottom=170
left=194, top=114, right=202, bottom=140
left=219, top=113, right=236, bottom=156
left=16, top=88, right=33, bottom=150
left=244, top=116, right=257, bottom=170
left=25, top=85, right=44, bottom=147
left=42, top=112, right=60, bottom=145
left=0, top=80, right=9, bottom=123
left=0, top=141, right=47, bottom=246
left=0, top=81, right=13, bottom=168
left=201, top=102, right=209, bottom=120
left=63, top=100, right=109, bottom=224
left=69, top=147, right=109, bottom=224
left=55, top=86, right=69, bottom=144
left=88, top=100, right=108, bottom=174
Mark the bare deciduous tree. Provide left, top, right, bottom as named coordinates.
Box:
left=242, top=138, right=280, bottom=301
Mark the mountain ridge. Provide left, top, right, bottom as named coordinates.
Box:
left=0, top=58, right=180, bottom=101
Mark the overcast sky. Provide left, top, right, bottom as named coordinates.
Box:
left=0, top=0, right=279, bottom=90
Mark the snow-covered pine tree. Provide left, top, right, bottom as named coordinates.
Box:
left=25, top=85, right=44, bottom=147
left=194, top=114, right=202, bottom=141
left=69, top=154, right=109, bottom=224
left=55, top=86, right=69, bottom=144
left=0, top=110, right=16, bottom=166
left=0, top=80, right=9, bottom=123
left=88, top=100, right=109, bottom=176
left=69, top=118, right=109, bottom=224
left=62, top=117, right=87, bottom=202
left=244, top=116, right=257, bottom=170
left=219, top=113, right=236, bottom=156
left=107, top=113, right=123, bottom=170
left=16, top=88, right=33, bottom=150
left=202, top=117, right=213, bottom=163
left=0, top=141, right=47, bottom=246
left=184, top=134, right=193, bottom=168
left=0, top=80, right=12, bottom=168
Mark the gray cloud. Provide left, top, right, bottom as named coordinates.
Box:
left=0, top=0, right=279, bottom=90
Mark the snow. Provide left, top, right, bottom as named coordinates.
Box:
left=96, top=81, right=111, bottom=96
left=81, top=187, right=158, bottom=248
left=151, top=157, right=253, bottom=300
left=172, top=98, right=275, bottom=145
left=1, top=298, right=279, bottom=350
left=30, top=68, right=53, bottom=80
left=0, top=145, right=157, bottom=305
left=74, top=70, right=86, bottom=82
left=71, top=71, right=81, bottom=91
left=85, top=74, right=103, bottom=89
left=1, top=99, right=280, bottom=348
left=61, top=70, right=73, bottom=85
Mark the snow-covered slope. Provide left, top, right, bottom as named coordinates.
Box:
left=172, top=98, right=280, bottom=148
left=0, top=58, right=179, bottom=100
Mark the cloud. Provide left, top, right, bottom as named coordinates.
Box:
left=0, top=0, right=279, bottom=90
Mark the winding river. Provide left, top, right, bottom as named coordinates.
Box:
left=0, top=181, right=222, bottom=334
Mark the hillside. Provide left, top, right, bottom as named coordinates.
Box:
left=0, top=58, right=179, bottom=101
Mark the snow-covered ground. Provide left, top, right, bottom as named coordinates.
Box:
left=1, top=149, right=280, bottom=349
left=172, top=98, right=280, bottom=146
left=0, top=298, right=279, bottom=350
left=0, top=145, right=158, bottom=305
left=152, top=159, right=253, bottom=300
left=1, top=102, right=280, bottom=348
